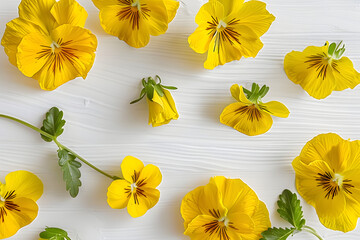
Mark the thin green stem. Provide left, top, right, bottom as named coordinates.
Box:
left=0, top=114, right=55, bottom=140
left=0, top=114, right=121, bottom=181
left=303, top=226, right=324, bottom=240
left=55, top=139, right=120, bottom=180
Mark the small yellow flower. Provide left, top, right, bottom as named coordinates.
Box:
left=284, top=41, right=360, bottom=99
left=0, top=170, right=43, bottom=239
left=188, top=0, right=275, bottom=69
left=181, top=176, right=270, bottom=240
left=220, top=83, right=289, bottom=136
left=92, top=0, right=179, bottom=48
left=293, top=133, right=360, bottom=232
left=131, top=75, right=179, bottom=127
left=1, top=0, right=97, bottom=90
left=107, top=156, right=162, bottom=218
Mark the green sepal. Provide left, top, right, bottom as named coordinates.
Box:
left=154, top=84, right=164, bottom=97
left=161, top=85, right=177, bottom=90
left=245, top=83, right=269, bottom=103
left=130, top=88, right=146, bottom=104
left=277, top=189, right=306, bottom=230
left=261, top=227, right=295, bottom=240
left=39, top=227, right=71, bottom=240
left=41, top=107, right=66, bottom=142
left=58, top=149, right=82, bottom=198
left=328, top=41, right=345, bottom=59
left=130, top=76, right=177, bottom=103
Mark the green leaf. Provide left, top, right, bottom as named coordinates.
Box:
left=261, top=227, right=295, bottom=240
left=277, top=189, right=306, bottom=229
left=39, top=227, right=71, bottom=240
left=58, top=149, right=82, bottom=198
left=41, top=107, right=66, bottom=142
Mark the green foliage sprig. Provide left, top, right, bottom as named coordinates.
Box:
left=39, top=227, right=71, bottom=240
left=0, top=107, right=121, bottom=198
left=261, top=189, right=323, bottom=240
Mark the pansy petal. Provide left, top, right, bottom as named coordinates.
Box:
left=184, top=214, right=218, bottom=236
left=148, top=90, right=178, bottom=127
left=181, top=186, right=204, bottom=229
left=0, top=197, right=38, bottom=239
left=16, top=31, right=52, bottom=77
left=28, top=24, right=97, bottom=90
left=233, top=0, right=275, bottom=37
left=284, top=45, right=336, bottom=99
left=3, top=171, right=43, bottom=201
left=210, top=0, right=244, bottom=16
left=141, top=0, right=168, bottom=36
left=332, top=57, right=360, bottom=91
left=18, top=0, right=56, bottom=32
left=231, top=25, right=263, bottom=58
left=127, top=188, right=160, bottom=217
left=198, top=178, right=227, bottom=217
left=230, top=84, right=254, bottom=104
left=107, top=179, right=131, bottom=209
left=318, top=201, right=357, bottom=233
left=226, top=212, right=255, bottom=234
left=138, top=164, right=162, bottom=189
left=6, top=197, right=38, bottom=228
left=240, top=201, right=271, bottom=240
left=1, top=18, right=45, bottom=66
left=91, top=0, right=118, bottom=10
left=121, top=156, right=144, bottom=183
left=297, top=133, right=347, bottom=171
left=99, top=5, right=150, bottom=48
left=211, top=176, right=258, bottom=216
left=50, top=0, right=88, bottom=27
left=188, top=23, right=213, bottom=54
left=0, top=207, right=20, bottom=239
left=259, top=101, right=290, bottom=118
left=220, top=102, right=273, bottom=136
left=195, top=0, right=224, bottom=26
left=163, top=0, right=179, bottom=23
left=204, top=35, right=243, bottom=69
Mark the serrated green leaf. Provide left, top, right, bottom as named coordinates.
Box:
left=277, top=189, right=306, bottom=229
left=39, top=227, right=70, bottom=240
left=261, top=227, right=295, bottom=240
left=41, top=107, right=66, bottom=142
left=58, top=149, right=82, bottom=198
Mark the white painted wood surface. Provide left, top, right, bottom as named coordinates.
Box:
left=1, top=0, right=360, bottom=239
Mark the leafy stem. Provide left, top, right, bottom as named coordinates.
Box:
left=0, top=110, right=121, bottom=197
left=261, top=189, right=323, bottom=240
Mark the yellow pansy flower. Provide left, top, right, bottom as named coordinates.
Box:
left=107, top=156, right=162, bottom=218
left=284, top=41, right=360, bottom=99
left=92, top=0, right=179, bottom=48
left=188, top=0, right=275, bottom=69
left=0, top=170, right=43, bottom=239
left=220, top=83, right=289, bottom=136
left=181, top=176, right=270, bottom=240
left=293, top=133, right=360, bottom=232
left=1, top=0, right=97, bottom=90
left=131, top=76, right=179, bottom=127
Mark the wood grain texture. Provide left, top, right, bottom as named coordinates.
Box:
left=0, top=0, right=360, bottom=239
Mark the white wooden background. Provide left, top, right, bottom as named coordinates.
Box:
left=1, top=0, right=360, bottom=239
